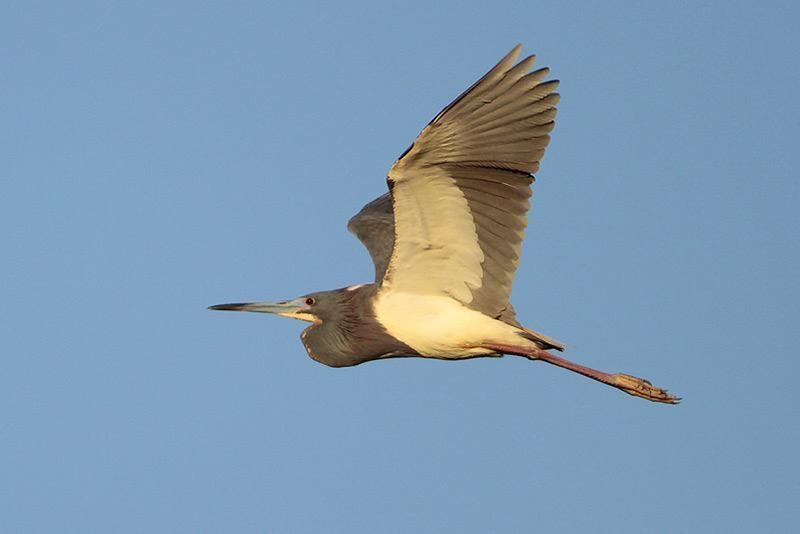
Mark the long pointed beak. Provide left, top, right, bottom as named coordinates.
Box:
left=208, top=301, right=298, bottom=313
left=208, top=299, right=316, bottom=323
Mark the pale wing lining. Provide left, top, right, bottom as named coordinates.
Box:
left=386, top=168, right=484, bottom=303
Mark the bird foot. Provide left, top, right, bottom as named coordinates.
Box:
left=611, top=374, right=681, bottom=404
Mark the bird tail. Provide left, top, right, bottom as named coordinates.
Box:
left=519, top=326, right=565, bottom=352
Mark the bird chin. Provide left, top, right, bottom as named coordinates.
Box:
left=277, top=311, right=320, bottom=324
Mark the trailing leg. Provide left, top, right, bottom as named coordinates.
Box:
left=482, top=343, right=680, bottom=404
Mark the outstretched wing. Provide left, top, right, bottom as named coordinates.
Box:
left=347, top=193, right=394, bottom=282
left=381, top=45, right=559, bottom=319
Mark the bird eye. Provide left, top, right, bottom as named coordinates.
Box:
left=305, top=297, right=315, bottom=306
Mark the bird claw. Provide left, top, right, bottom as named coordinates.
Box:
left=612, top=373, right=681, bottom=404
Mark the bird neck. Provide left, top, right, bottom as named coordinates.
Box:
left=301, top=322, right=353, bottom=367
left=299, top=284, right=415, bottom=367
left=299, top=286, right=371, bottom=367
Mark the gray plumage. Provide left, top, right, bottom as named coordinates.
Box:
left=347, top=193, right=394, bottom=282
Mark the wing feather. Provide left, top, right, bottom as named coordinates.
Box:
left=347, top=193, right=394, bottom=282
left=380, top=45, right=558, bottom=318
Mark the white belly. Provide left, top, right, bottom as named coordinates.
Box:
left=373, top=290, right=528, bottom=357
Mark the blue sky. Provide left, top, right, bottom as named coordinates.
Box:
left=2, top=1, right=799, bottom=532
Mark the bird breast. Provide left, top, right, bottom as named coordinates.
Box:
left=373, top=289, right=529, bottom=358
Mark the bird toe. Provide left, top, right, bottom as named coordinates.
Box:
left=612, top=373, right=681, bottom=404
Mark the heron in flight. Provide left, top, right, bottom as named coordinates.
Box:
left=210, top=45, right=679, bottom=404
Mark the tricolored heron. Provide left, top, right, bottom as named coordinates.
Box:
left=210, top=45, right=680, bottom=404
